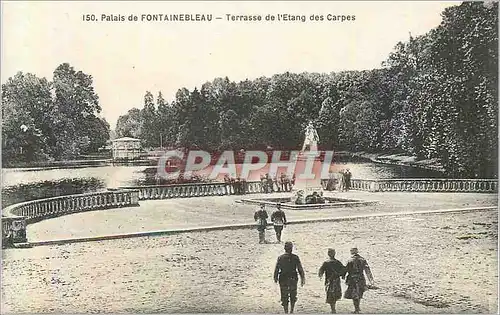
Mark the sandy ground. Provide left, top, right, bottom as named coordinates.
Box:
left=2, top=209, right=497, bottom=314
left=26, top=191, right=497, bottom=242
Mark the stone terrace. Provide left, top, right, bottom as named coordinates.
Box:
left=26, top=191, right=497, bottom=243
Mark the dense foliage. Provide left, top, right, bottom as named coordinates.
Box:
left=116, top=2, right=497, bottom=177
left=2, top=63, right=110, bottom=164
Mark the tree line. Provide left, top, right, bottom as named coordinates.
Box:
left=116, top=2, right=498, bottom=178
left=2, top=63, right=110, bottom=164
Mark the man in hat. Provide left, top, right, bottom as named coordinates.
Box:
left=274, top=241, right=306, bottom=313
left=318, top=248, right=346, bottom=313
left=271, top=204, right=287, bottom=243
left=254, top=204, right=269, bottom=244
left=344, top=248, right=374, bottom=314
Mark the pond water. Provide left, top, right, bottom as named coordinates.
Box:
left=1, top=157, right=444, bottom=207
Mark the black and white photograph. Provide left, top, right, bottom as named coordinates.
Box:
left=1, top=1, right=498, bottom=313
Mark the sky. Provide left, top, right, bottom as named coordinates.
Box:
left=2, top=1, right=460, bottom=128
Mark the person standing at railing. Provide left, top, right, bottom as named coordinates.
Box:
left=241, top=178, right=248, bottom=194
left=266, top=173, right=274, bottom=193
left=254, top=204, right=269, bottom=244
left=261, top=174, right=268, bottom=193
left=338, top=170, right=346, bottom=191
left=280, top=173, right=287, bottom=191
left=326, top=173, right=337, bottom=191
left=224, top=174, right=231, bottom=193
left=345, top=169, right=352, bottom=191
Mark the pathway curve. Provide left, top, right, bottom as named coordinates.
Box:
left=3, top=209, right=497, bottom=313
left=26, top=191, right=497, bottom=243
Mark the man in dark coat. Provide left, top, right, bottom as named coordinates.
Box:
left=254, top=204, right=269, bottom=244
left=271, top=204, right=287, bottom=243
left=274, top=241, right=306, bottom=314
left=344, top=248, right=374, bottom=314
left=318, top=248, right=346, bottom=313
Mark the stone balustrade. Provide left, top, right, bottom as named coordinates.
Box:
left=2, top=189, right=139, bottom=247
left=118, top=181, right=293, bottom=201
left=322, top=178, right=497, bottom=193
left=2, top=177, right=496, bottom=247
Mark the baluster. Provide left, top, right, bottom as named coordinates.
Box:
left=104, top=192, right=111, bottom=208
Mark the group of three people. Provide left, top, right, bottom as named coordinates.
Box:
left=274, top=242, right=375, bottom=314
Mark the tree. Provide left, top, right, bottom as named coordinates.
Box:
left=51, top=63, right=101, bottom=159
left=141, top=91, right=157, bottom=148
left=2, top=72, right=52, bottom=162
left=115, top=108, right=143, bottom=138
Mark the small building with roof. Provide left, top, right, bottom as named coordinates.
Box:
left=111, top=137, right=142, bottom=160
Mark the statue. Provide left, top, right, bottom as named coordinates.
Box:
left=294, top=189, right=326, bottom=205
left=302, top=121, right=319, bottom=152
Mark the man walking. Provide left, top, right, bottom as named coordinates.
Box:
left=254, top=204, right=269, bottom=244
left=271, top=204, right=287, bottom=243
left=318, top=248, right=346, bottom=313
left=344, top=248, right=374, bottom=314
left=274, top=241, right=305, bottom=314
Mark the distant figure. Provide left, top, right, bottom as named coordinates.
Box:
left=339, top=170, right=346, bottom=192
left=260, top=174, right=267, bottom=193
left=344, top=169, right=352, bottom=191
left=254, top=204, right=269, bottom=244
left=280, top=173, right=287, bottom=191
left=344, top=248, right=374, bottom=314
left=326, top=173, right=337, bottom=191
left=318, top=249, right=346, bottom=314
left=241, top=178, right=247, bottom=195
left=235, top=176, right=242, bottom=195
left=274, top=241, right=305, bottom=314
left=271, top=204, right=287, bottom=243
left=266, top=173, right=274, bottom=193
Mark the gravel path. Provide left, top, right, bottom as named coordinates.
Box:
left=2, top=209, right=497, bottom=313
left=26, top=191, right=497, bottom=242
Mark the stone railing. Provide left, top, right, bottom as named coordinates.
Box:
left=321, top=178, right=497, bottom=193
left=2, top=189, right=140, bottom=247
left=118, top=181, right=293, bottom=201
